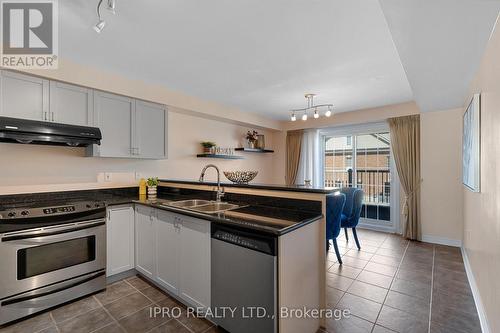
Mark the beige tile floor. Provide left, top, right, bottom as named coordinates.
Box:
left=323, top=229, right=481, bottom=333
left=0, top=229, right=480, bottom=333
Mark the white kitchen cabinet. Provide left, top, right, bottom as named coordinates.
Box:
left=106, top=205, right=135, bottom=277
left=134, top=100, right=167, bottom=159
left=178, top=214, right=211, bottom=309
left=135, top=205, right=156, bottom=279
left=153, top=209, right=210, bottom=308
left=49, top=81, right=93, bottom=126
left=89, top=91, right=167, bottom=159
left=92, top=91, right=134, bottom=158
left=0, top=70, right=49, bottom=121
left=155, top=209, right=180, bottom=295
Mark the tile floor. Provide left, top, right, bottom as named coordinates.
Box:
left=0, top=275, right=219, bottom=333
left=324, top=229, right=481, bottom=333
left=0, top=229, right=481, bottom=333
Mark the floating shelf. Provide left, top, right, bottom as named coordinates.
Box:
left=234, top=148, right=274, bottom=153
left=196, top=154, right=244, bottom=160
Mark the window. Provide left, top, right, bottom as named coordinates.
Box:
left=321, top=125, right=398, bottom=231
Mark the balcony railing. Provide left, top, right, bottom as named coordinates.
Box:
left=324, top=169, right=390, bottom=204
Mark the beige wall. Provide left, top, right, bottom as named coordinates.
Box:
left=463, top=18, right=500, bottom=333
left=0, top=109, right=279, bottom=195
left=420, top=108, right=464, bottom=244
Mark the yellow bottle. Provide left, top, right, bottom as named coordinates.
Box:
left=139, top=178, right=147, bottom=197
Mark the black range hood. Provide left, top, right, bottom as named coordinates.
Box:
left=0, top=117, right=102, bottom=147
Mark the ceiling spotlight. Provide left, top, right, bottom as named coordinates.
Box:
left=94, top=19, right=106, bottom=33
left=313, top=108, right=319, bottom=119
left=107, top=0, right=116, bottom=14
left=302, top=112, right=308, bottom=121
left=325, top=106, right=332, bottom=117
left=291, top=113, right=296, bottom=121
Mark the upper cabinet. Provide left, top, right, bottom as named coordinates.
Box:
left=0, top=70, right=49, bottom=121
left=89, top=91, right=167, bottom=159
left=49, top=81, right=93, bottom=126
left=92, top=91, right=134, bottom=158
left=135, top=100, right=167, bottom=159
left=0, top=70, right=167, bottom=159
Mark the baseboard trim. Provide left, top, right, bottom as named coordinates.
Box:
left=421, top=235, right=462, bottom=247
left=461, top=247, right=490, bottom=333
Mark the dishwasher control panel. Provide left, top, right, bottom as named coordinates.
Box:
left=212, top=228, right=276, bottom=256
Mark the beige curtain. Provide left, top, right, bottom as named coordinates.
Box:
left=388, top=115, right=421, bottom=240
left=285, top=130, right=303, bottom=185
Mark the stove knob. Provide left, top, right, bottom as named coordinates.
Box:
left=94, top=203, right=100, bottom=208
left=7, top=212, right=16, bottom=218
left=86, top=204, right=92, bottom=209
left=21, top=210, right=29, bottom=216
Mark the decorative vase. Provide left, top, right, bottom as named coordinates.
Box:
left=147, top=186, right=157, bottom=200
left=203, top=147, right=212, bottom=154
left=256, top=135, right=265, bottom=149
left=248, top=141, right=256, bottom=149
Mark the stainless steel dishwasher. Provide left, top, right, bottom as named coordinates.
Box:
left=211, top=224, right=277, bottom=333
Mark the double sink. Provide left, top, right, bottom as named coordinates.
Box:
left=160, top=199, right=242, bottom=214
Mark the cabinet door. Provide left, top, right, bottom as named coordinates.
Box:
left=134, top=100, right=166, bottom=159
left=135, top=205, right=155, bottom=279
left=0, top=70, right=49, bottom=121
left=179, top=215, right=211, bottom=308
left=155, top=210, right=180, bottom=295
left=93, top=91, right=133, bottom=157
left=107, top=206, right=134, bottom=277
left=50, top=81, right=93, bottom=126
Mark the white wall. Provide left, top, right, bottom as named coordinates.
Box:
left=420, top=108, right=464, bottom=245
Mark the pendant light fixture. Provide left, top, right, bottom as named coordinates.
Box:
left=290, top=94, right=334, bottom=122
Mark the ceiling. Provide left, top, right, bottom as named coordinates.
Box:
left=59, top=0, right=499, bottom=120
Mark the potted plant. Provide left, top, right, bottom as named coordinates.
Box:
left=147, top=177, right=159, bottom=199
left=246, top=130, right=258, bottom=149
left=201, top=141, right=216, bottom=154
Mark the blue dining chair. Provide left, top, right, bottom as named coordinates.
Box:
left=340, top=187, right=364, bottom=250
left=326, top=192, right=346, bottom=264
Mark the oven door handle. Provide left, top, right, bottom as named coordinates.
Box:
left=1, top=219, right=105, bottom=242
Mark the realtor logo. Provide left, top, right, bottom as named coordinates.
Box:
left=1, top=0, right=58, bottom=69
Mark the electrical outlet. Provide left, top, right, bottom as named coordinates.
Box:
left=104, top=173, right=112, bottom=182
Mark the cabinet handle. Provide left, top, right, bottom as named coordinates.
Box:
left=43, top=111, right=48, bottom=121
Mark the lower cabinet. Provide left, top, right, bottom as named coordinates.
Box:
left=155, top=210, right=211, bottom=309
left=106, top=205, right=135, bottom=277
left=135, top=205, right=156, bottom=279
left=133, top=205, right=211, bottom=309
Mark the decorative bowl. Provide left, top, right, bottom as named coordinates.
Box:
left=223, top=171, right=258, bottom=184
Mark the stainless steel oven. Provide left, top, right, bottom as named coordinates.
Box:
left=0, top=201, right=107, bottom=325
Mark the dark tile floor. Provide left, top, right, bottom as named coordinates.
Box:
left=0, top=276, right=217, bottom=333
left=0, top=229, right=481, bottom=333
left=324, top=229, right=482, bottom=333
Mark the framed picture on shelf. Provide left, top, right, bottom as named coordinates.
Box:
left=462, top=93, right=481, bottom=192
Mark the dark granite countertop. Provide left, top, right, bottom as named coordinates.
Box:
left=0, top=187, right=323, bottom=236
left=159, top=179, right=337, bottom=194
left=112, top=195, right=322, bottom=236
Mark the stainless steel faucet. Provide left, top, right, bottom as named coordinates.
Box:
left=199, top=164, right=225, bottom=202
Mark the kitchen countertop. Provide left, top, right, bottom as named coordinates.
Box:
left=109, top=194, right=323, bottom=236
left=0, top=187, right=323, bottom=236
left=160, top=179, right=337, bottom=194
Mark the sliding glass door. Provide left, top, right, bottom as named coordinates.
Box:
left=322, top=125, right=398, bottom=232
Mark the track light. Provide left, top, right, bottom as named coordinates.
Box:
left=94, top=19, right=106, bottom=33
left=107, top=0, right=116, bottom=14
left=325, top=106, right=332, bottom=117
left=302, top=112, right=308, bottom=121
left=314, top=108, right=319, bottom=119
left=291, top=113, right=296, bottom=121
